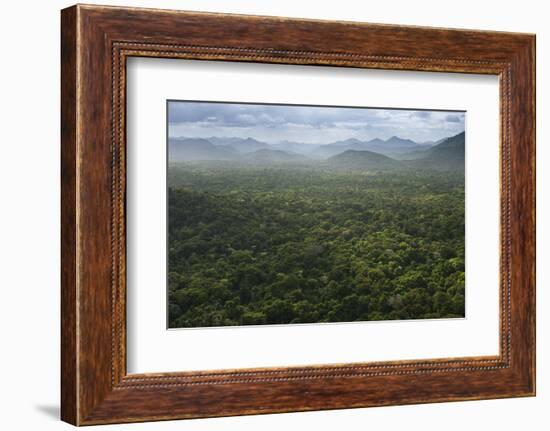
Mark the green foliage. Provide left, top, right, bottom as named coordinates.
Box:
left=167, top=163, right=465, bottom=328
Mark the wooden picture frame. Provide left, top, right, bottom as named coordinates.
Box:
left=61, top=4, right=535, bottom=426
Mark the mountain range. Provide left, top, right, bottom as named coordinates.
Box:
left=327, top=149, right=403, bottom=170
left=168, top=132, right=465, bottom=171
left=312, top=136, right=430, bottom=159
left=405, top=132, right=465, bottom=171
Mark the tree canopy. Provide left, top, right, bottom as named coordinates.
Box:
left=167, top=163, right=465, bottom=328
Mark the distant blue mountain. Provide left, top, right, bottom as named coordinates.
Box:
left=312, top=136, right=429, bottom=159
left=327, top=149, right=403, bottom=170
left=405, top=132, right=465, bottom=170
left=168, top=134, right=462, bottom=169
left=169, top=138, right=237, bottom=161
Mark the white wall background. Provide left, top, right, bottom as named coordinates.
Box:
left=0, top=0, right=546, bottom=429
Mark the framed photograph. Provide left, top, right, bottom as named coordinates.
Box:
left=61, top=4, right=535, bottom=425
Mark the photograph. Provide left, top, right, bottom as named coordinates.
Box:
left=167, top=101, right=466, bottom=328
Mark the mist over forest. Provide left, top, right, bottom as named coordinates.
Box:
left=168, top=131, right=465, bottom=170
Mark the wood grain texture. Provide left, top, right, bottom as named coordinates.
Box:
left=60, top=4, right=535, bottom=425
left=60, top=5, right=78, bottom=425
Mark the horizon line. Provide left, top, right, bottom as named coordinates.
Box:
left=167, top=130, right=465, bottom=146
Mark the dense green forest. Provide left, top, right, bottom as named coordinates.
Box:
left=167, top=163, right=465, bottom=328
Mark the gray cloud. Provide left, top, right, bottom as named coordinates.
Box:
left=411, top=111, right=431, bottom=119
left=168, top=101, right=465, bottom=144
left=445, top=114, right=462, bottom=123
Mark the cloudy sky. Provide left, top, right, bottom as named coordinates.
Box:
left=168, top=101, right=465, bottom=144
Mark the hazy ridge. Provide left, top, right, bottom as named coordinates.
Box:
left=168, top=132, right=465, bottom=171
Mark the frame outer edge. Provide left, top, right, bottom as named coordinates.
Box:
left=507, top=34, right=536, bottom=395
left=61, top=4, right=536, bottom=425
left=523, top=34, right=536, bottom=395
left=531, top=34, right=536, bottom=396
left=61, top=5, right=79, bottom=426
left=526, top=35, right=536, bottom=395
